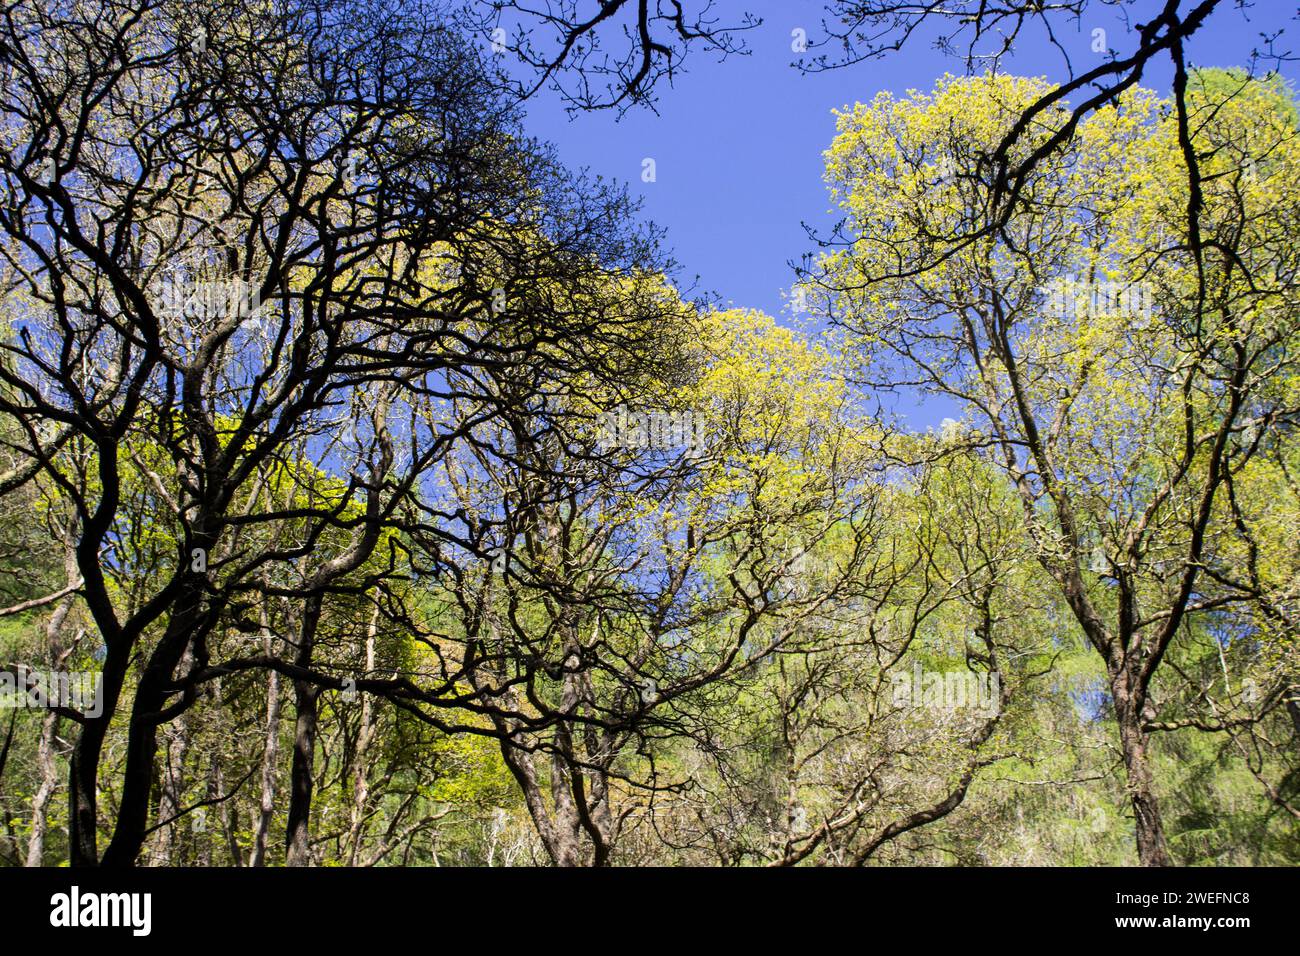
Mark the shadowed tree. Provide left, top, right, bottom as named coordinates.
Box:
left=0, top=0, right=683, bottom=866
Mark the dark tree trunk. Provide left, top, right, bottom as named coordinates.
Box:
left=285, top=596, right=324, bottom=866
left=68, top=638, right=131, bottom=867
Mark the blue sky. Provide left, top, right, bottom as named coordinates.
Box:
left=515, top=1, right=1297, bottom=427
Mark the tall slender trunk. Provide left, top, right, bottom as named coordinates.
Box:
left=197, top=756, right=220, bottom=866
left=285, top=684, right=320, bottom=866
left=249, top=592, right=283, bottom=867
left=25, top=710, right=59, bottom=867
left=153, top=646, right=195, bottom=867
left=250, top=667, right=282, bottom=866
left=150, top=714, right=189, bottom=866
left=282, top=416, right=388, bottom=866
left=28, top=572, right=76, bottom=868
left=345, top=608, right=380, bottom=866
left=285, top=596, right=323, bottom=866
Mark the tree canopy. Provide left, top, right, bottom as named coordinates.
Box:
left=0, top=0, right=1295, bottom=869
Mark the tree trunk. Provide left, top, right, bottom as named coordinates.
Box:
left=249, top=666, right=282, bottom=867
left=248, top=589, right=282, bottom=865
left=1113, top=674, right=1171, bottom=866
left=151, top=714, right=189, bottom=866
left=285, top=596, right=323, bottom=866
left=69, top=639, right=131, bottom=865
left=99, top=616, right=197, bottom=867
left=100, top=540, right=217, bottom=869
left=285, top=682, right=320, bottom=866
left=197, top=756, right=220, bottom=866
left=28, top=580, right=75, bottom=867
left=345, top=609, right=380, bottom=866
left=25, top=710, right=59, bottom=867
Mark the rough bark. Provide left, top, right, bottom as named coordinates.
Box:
left=24, top=709, right=60, bottom=867
left=1113, top=666, right=1172, bottom=866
